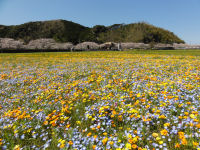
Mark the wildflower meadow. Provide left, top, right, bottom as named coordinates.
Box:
left=0, top=50, right=200, bottom=150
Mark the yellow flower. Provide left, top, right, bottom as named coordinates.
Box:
left=152, top=133, right=159, bottom=138
left=193, top=141, right=198, bottom=147
left=66, top=124, right=70, bottom=128
left=178, top=132, right=185, bottom=139
left=118, top=115, right=123, bottom=121
left=181, top=138, right=187, bottom=145
left=125, top=143, right=132, bottom=149
left=14, top=145, right=20, bottom=150
left=190, top=114, right=195, bottom=119
left=60, top=143, right=65, bottom=148
left=159, top=114, right=166, bottom=119
left=127, top=133, right=132, bottom=139
left=132, top=137, right=138, bottom=143
left=76, top=121, right=81, bottom=125
left=156, top=137, right=161, bottom=141
left=183, top=116, right=188, bottom=119
left=159, top=141, right=163, bottom=145
left=103, top=132, right=107, bottom=136
left=119, top=127, right=123, bottom=130
left=164, top=123, right=170, bottom=127
left=136, top=93, right=141, bottom=98
left=102, top=137, right=108, bottom=145
left=160, top=129, right=168, bottom=136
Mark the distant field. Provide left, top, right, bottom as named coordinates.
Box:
left=127, top=49, right=200, bottom=56
left=1, top=49, right=200, bottom=57
left=0, top=50, right=200, bottom=149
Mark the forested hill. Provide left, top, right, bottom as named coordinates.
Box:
left=0, top=19, right=184, bottom=44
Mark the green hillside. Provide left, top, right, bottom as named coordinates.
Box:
left=0, top=20, right=95, bottom=44
left=97, top=23, right=184, bottom=44
left=0, top=20, right=184, bottom=44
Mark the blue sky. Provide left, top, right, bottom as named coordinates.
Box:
left=0, top=0, right=199, bottom=44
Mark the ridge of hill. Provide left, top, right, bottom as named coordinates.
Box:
left=0, top=20, right=184, bottom=44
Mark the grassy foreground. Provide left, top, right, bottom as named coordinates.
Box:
left=0, top=50, right=200, bottom=150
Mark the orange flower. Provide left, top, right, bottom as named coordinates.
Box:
left=92, top=145, right=96, bottom=150
left=109, top=141, right=114, bottom=145
left=93, top=135, right=98, bottom=139
left=43, top=120, right=48, bottom=125
left=118, top=115, right=123, bottom=121
left=68, top=141, right=73, bottom=145
left=50, top=121, right=56, bottom=127
left=87, top=132, right=92, bottom=137
left=181, top=138, right=187, bottom=145
left=128, top=138, right=133, bottom=144
left=196, top=124, right=200, bottom=128
left=178, top=132, right=185, bottom=139
left=175, top=143, right=180, bottom=148
left=132, top=144, right=137, bottom=149
left=60, top=143, right=65, bottom=148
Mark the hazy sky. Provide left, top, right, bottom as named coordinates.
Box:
left=0, top=0, right=199, bottom=44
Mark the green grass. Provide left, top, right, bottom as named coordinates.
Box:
left=126, top=49, right=200, bottom=56
left=0, top=49, right=200, bottom=58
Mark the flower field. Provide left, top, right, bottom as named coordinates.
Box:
left=0, top=51, right=200, bottom=150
